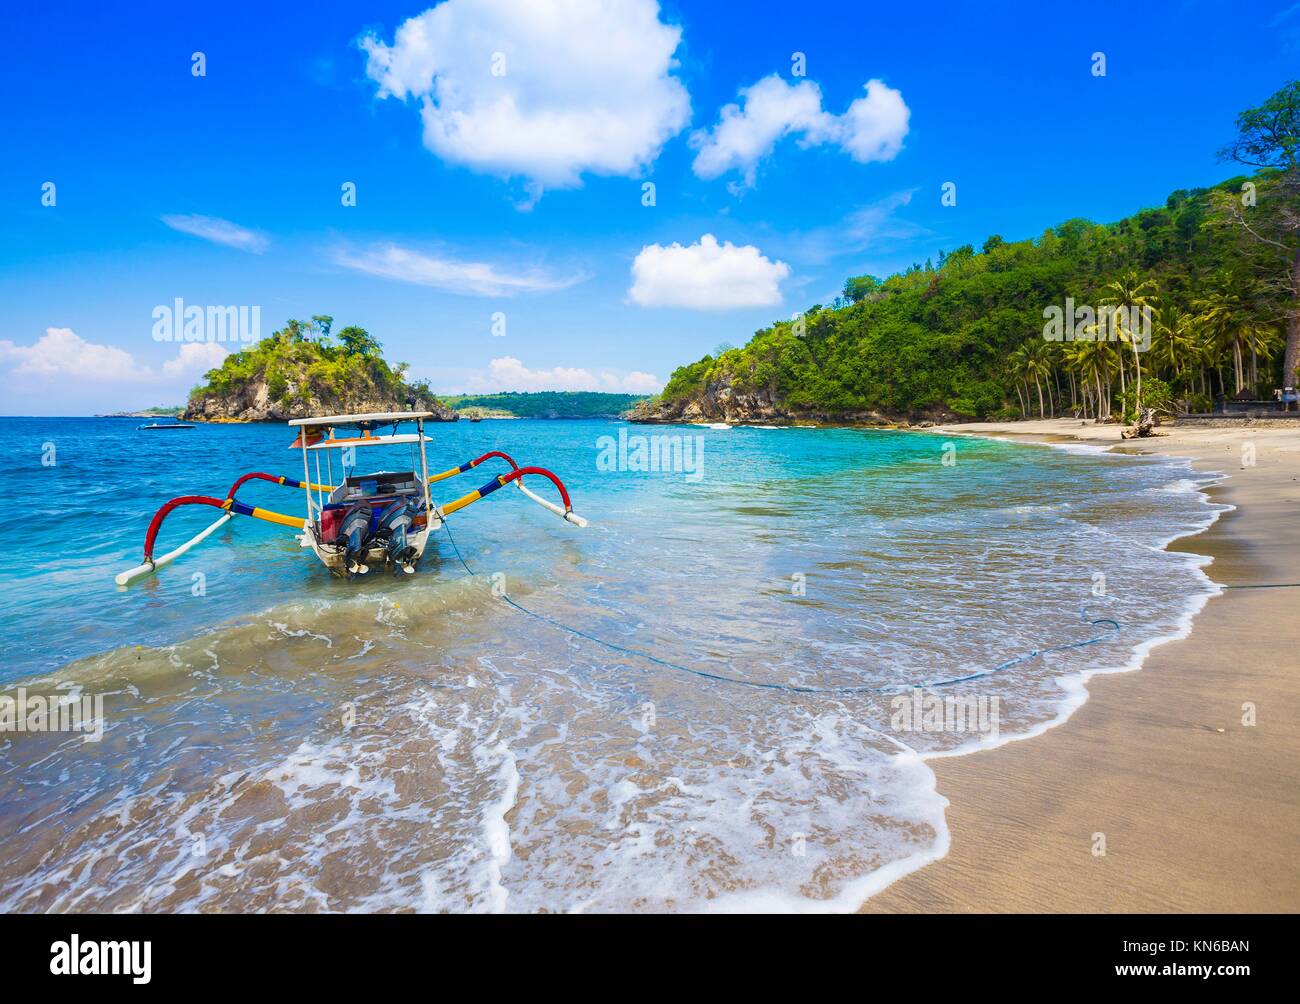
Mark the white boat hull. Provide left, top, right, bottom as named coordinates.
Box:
left=298, top=518, right=442, bottom=575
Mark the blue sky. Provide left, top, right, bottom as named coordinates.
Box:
left=2, top=0, right=1298, bottom=415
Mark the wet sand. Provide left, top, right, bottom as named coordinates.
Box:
left=864, top=418, right=1300, bottom=913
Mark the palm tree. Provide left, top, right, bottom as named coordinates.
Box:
left=1069, top=334, right=1117, bottom=421
left=1184, top=325, right=1221, bottom=398
left=1009, top=342, right=1035, bottom=417
left=1243, top=324, right=1284, bottom=394
left=1152, top=302, right=1194, bottom=385
left=1022, top=338, right=1054, bottom=417
left=1101, top=271, right=1158, bottom=410
left=1195, top=285, right=1265, bottom=396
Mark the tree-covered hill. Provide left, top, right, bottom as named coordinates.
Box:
left=184, top=317, right=456, bottom=422
left=636, top=83, right=1300, bottom=425
left=441, top=391, right=647, bottom=419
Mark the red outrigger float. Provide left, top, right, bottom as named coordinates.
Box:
left=116, top=411, right=587, bottom=586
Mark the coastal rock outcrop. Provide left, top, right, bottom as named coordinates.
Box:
left=629, top=372, right=945, bottom=427
left=184, top=378, right=457, bottom=423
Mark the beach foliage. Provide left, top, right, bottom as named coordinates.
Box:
left=653, top=82, right=1300, bottom=421
left=439, top=391, right=647, bottom=419
left=192, top=318, right=415, bottom=407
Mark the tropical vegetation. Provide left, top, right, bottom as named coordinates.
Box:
left=644, top=82, right=1300, bottom=424
left=442, top=391, right=648, bottom=419
left=189, top=315, right=444, bottom=413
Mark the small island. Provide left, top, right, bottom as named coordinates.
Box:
left=182, top=316, right=650, bottom=423
left=95, top=406, right=186, bottom=419
left=184, top=317, right=458, bottom=422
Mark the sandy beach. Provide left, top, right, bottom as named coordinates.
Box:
left=864, top=417, right=1300, bottom=913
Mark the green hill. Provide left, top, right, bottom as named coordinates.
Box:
left=441, top=391, right=647, bottom=419
left=184, top=317, right=456, bottom=422
left=636, top=83, right=1299, bottom=426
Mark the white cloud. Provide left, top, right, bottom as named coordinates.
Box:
left=834, top=80, right=911, bottom=163
left=0, top=328, right=150, bottom=381
left=333, top=243, right=585, bottom=296
left=778, top=189, right=925, bottom=265
left=359, top=0, right=690, bottom=203
left=163, top=341, right=230, bottom=377
left=0, top=328, right=228, bottom=383
left=628, top=234, right=790, bottom=310
left=619, top=370, right=662, bottom=394
left=161, top=214, right=269, bottom=254
left=474, top=356, right=661, bottom=393
left=691, top=75, right=909, bottom=187
left=1269, top=2, right=1300, bottom=27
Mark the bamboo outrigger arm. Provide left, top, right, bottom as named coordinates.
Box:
left=428, top=449, right=521, bottom=484
left=115, top=473, right=324, bottom=587
left=429, top=451, right=589, bottom=527
left=436, top=465, right=588, bottom=527
left=227, top=470, right=334, bottom=498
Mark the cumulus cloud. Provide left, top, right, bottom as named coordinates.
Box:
left=0, top=328, right=227, bottom=383
left=162, top=341, right=230, bottom=377
left=333, top=243, right=585, bottom=296
left=619, top=370, right=663, bottom=394
left=628, top=234, right=790, bottom=310
left=691, top=75, right=909, bottom=187
left=475, top=356, right=661, bottom=393
left=161, top=214, right=269, bottom=254
left=0, top=328, right=150, bottom=381
left=359, top=0, right=691, bottom=203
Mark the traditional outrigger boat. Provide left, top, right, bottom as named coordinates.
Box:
left=115, top=411, right=586, bottom=586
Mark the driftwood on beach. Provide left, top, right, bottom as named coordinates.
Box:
left=1121, top=407, right=1162, bottom=439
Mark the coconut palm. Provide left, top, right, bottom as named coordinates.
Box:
left=1009, top=341, right=1038, bottom=417
left=1195, top=284, right=1264, bottom=395
left=1152, top=302, right=1194, bottom=385
left=1066, top=334, right=1117, bottom=421
left=1239, top=320, right=1284, bottom=394
left=1101, top=271, right=1159, bottom=410
left=1023, top=338, right=1055, bottom=417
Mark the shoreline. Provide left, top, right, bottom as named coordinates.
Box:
left=862, top=418, right=1300, bottom=913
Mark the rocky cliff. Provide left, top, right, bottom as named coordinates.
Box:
left=185, top=382, right=457, bottom=423
left=628, top=373, right=947, bottom=426
left=182, top=322, right=458, bottom=423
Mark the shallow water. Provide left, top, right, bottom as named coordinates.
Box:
left=0, top=417, right=1223, bottom=911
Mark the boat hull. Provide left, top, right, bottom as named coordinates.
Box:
left=298, top=518, right=442, bottom=575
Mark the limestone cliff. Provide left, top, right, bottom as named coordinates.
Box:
left=629, top=372, right=944, bottom=426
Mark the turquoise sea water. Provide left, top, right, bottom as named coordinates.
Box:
left=0, top=417, right=1223, bottom=911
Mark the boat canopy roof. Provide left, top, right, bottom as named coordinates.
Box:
left=304, top=433, right=431, bottom=450
left=288, top=411, right=434, bottom=427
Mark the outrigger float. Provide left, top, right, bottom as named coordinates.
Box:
left=115, top=411, right=587, bottom=587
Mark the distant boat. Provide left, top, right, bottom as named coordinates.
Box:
left=470, top=416, right=482, bottom=423
left=137, top=420, right=195, bottom=431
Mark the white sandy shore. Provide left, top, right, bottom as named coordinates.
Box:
left=863, top=418, right=1300, bottom=913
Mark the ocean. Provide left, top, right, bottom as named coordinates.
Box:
left=0, top=416, right=1225, bottom=911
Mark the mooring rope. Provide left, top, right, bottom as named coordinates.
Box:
left=440, top=521, right=1123, bottom=696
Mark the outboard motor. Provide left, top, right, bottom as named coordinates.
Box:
left=335, top=503, right=374, bottom=575
left=376, top=498, right=418, bottom=574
